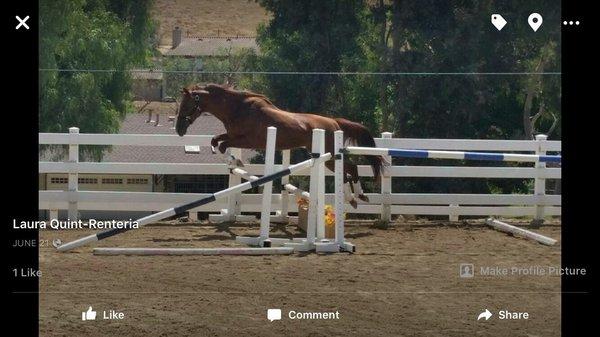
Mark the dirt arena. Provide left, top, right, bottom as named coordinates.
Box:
left=39, top=219, right=561, bottom=337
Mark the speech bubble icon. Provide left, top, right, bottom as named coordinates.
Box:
left=267, top=309, right=282, bottom=322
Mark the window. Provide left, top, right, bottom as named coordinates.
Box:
left=78, top=178, right=98, bottom=184
left=102, top=178, right=123, bottom=185
left=50, top=177, right=68, bottom=184
left=127, top=178, right=149, bottom=185
left=173, top=175, right=228, bottom=193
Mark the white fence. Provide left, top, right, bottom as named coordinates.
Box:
left=39, top=127, right=561, bottom=221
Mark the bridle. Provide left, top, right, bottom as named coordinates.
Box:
left=183, top=94, right=203, bottom=124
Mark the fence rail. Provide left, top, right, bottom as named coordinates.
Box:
left=39, top=127, right=561, bottom=221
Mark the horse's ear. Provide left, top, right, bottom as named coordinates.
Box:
left=181, top=87, right=190, bottom=95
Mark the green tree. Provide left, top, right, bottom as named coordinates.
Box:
left=39, top=0, right=156, bottom=141
left=251, top=0, right=560, bottom=195
left=254, top=0, right=367, bottom=115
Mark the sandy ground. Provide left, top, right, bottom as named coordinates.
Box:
left=153, top=0, right=270, bottom=45
left=39, top=219, right=561, bottom=337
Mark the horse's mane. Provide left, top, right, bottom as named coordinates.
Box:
left=200, top=83, right=277, bottom=108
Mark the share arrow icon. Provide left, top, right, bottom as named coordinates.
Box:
left=477, top=309, right=493, bottom=321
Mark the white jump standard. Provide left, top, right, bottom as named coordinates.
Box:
left=237, top=128, right=355, bottom=253
left=57, top=150, right=331, bottom=252
left=58, top=127, right=355, bottom=254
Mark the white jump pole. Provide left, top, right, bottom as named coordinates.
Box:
left=283, top=184, right=310, bottom=200
left=93, top=247, right=294, bottom=256
left=485, top=218, right=557, bottom=246
left=230, top=167, right=259, bottom=182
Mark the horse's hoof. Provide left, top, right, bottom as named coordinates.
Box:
left=358, top=194, right=370, bottom=202
left=227, top=155, right=245, bottom=167
left=349, top=199, right=358, bottom=209
left=211, top=146, right=217, bottom=154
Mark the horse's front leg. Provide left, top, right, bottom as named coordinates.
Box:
left=211, top=133, right=229, bottom=154
left=218, top=137, right=248, bottom=167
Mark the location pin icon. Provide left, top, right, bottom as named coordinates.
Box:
left=528, top=13, right=543, bottom=31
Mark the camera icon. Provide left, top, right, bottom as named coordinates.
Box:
left=459, top=263, right=474, bottom=278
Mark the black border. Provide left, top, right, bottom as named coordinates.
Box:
left=6, top=1, right=39, bottom=336
left=561, top=1, right=593, bottom=336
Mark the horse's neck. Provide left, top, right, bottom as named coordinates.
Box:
left=210, top=110, right=231, bottom=127
left=211, top=96, right=259, bottom=130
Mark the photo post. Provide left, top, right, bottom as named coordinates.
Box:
left=6, top=1, right=593, bottom=336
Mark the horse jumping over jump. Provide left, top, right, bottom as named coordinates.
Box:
left=175, top=83, right=385, bottom=208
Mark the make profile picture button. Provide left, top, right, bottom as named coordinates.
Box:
left=459, top=263, right=474, bottom=278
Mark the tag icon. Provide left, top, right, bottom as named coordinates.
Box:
left=528, top=13, right=543, bottom=31
left=491, top=14, right=507, bottom=31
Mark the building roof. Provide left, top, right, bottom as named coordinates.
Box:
left=40, top=101, right=258, bottom=165
left=102, top=111, right=258, bottom=164
left=164, top=36, right=259, bottom=57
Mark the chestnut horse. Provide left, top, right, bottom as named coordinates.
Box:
left=175, top=83, right=385, bottom=208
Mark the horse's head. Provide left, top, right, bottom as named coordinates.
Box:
left=176, top=83, right=267, bottom=136
left=175, top=86, right=210, bottom=136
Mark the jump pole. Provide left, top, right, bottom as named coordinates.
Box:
left=57, top=153, right=331, bottom=252
left=485, top=218, right=557, bottom=246
left=343, top=147, right=561, bottom=163
left=93, top=247, right=294, bottom=256
left=282, top=184, right=310, bottom=200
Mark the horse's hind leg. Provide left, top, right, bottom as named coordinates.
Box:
left=325, top=160, right=358, bottom=208
left=346, top=162, right=370, bottom=203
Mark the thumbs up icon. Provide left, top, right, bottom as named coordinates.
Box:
left=81, top=306, right=97, bottom=321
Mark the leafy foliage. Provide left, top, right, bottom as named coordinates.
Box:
left=244, top=0, right=561, bottom=194
left=39, top=0, right=156, bottom=135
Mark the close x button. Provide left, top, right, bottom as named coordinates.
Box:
left=16, top=15, right=30, bottom=30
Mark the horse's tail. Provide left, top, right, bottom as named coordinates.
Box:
left=335, top=118, right=386, bottom=180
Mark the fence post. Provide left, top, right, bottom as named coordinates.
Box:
left=534, top=134, right=548, bottom=225
left=380, top=132, right=392, bottom=223
left=68, top=127, right=79, bottom=220
left=449, top=204, right=459, bottom=221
